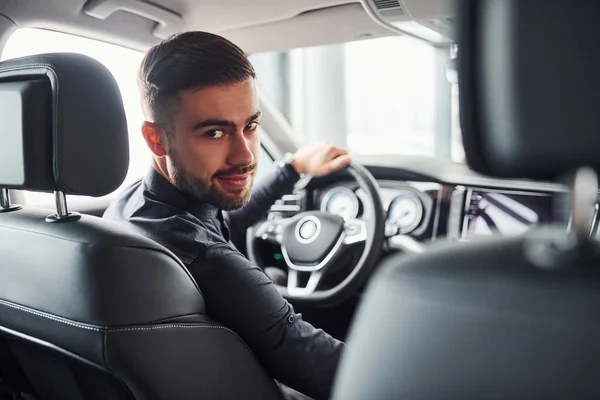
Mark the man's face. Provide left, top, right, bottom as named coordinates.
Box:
left=165, top=78, right=261, bottom=210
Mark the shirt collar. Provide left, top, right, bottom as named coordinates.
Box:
left=143, top=168, right=220, bottom=220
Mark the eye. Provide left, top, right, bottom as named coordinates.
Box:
left=246, top=121, right=259, bottom=131
left=205, top=129, right=226, bottom=139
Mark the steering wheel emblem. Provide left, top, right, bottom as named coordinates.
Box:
left=295, top=216, right=321, bottom=244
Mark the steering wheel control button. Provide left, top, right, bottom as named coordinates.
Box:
left=346, top=223, right=361, bottom=236
left=256, top=221, right=285, bottom=244
left=344, top=219, right=368, bottom=245
left=296, top=216, right=321, bottom=244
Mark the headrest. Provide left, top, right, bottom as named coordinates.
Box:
left=458, top=1, right=600, bottom=181
left=0, top=53, right=129, bottom=196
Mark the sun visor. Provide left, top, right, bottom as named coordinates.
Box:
left=458, top=0, right=600, bottom=181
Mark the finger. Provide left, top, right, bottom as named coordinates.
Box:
left=325, top=146, right=348, bottom=160
left=319, top=141, right=332, bottom=151
left=317, top=154, right=352, bottom=176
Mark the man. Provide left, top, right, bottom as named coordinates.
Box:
left=103, top=31, right=350, bottom=400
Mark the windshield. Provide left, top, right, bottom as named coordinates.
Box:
left=249, top=35, right=463, bottom=162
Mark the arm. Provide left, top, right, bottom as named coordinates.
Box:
left=224, top=163, right=299, bottom=243
left=189, top=244, right=344, bottom=400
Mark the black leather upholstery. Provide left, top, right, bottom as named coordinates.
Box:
left=332, top=2, right=600, bottom=399
left=0, top=53, right=283, bottom=399
left=333, top=231, right=600, bottom=399
left=458, top=0, right=600, bottom=181
left=0, top=53, right=129, bottom=196
left=0, top=211, right=283, bottom=399
left=0, top=209, right=205, bottom=328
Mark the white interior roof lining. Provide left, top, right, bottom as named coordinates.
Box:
left=0, top=0, right=400, bottom=53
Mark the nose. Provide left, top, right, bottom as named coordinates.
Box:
left=226, top=130, right=255, bottom=167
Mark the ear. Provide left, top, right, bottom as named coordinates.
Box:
left=141, top=121, right=168, bottom=157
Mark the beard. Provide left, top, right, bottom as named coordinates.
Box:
left=168, top=148, right=257, bottom=211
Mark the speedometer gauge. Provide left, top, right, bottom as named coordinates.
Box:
left=321, top=187, right=360, bottom=220
left=387, top=192, right=423, bottom=234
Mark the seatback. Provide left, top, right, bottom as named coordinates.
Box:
left=333, top=231, right=600, bottom=399
left=333, top=1, right=600, bottom=399
left=0, top=53, right=283, bottom=400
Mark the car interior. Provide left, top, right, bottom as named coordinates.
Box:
left=1, top=0, right=600, bottom=399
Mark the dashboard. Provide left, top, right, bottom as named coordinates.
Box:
left=290, top=155, right=599, bottom=247
left=254, top=156, right=600, bottom=292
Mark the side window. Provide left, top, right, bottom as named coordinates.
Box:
left=1, top=28, right=148, bottom=203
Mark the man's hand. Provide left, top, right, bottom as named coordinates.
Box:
left=291, top=142, right=352, bottom=177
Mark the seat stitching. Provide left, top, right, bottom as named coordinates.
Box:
left=0, top=299, right=103, bottom=332
left=109, top=325, right=253, bottom=353
left=0, top=300, right=253, bottom=353
left=0, top=222, right=88, bottom=243
left=110, top=324, right=231, bottom=333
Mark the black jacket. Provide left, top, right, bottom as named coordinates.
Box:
left=103, top=166, right=344, bottom=400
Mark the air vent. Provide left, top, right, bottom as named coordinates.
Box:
left=372, top=0, right=402, bottom=11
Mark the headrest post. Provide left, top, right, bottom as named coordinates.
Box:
left=0, top=188, right=22, bottom=213
left=55, top=191, right=69, bottom=218
left=1, top=188, right=11, bottom=209
left=45, top=191, right=81, bottom=223
left=569, top=167, right=598, bottom=246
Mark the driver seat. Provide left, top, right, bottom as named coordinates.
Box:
left=0, top=53, right=283, bottom=399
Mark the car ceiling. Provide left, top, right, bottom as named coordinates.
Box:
left=0, top=0, right=405, bottom=53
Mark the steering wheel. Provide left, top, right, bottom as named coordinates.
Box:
left=247, top=163, right=385, bottom=307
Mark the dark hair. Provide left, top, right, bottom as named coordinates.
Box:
left=138, top=31, right=256, bottom=140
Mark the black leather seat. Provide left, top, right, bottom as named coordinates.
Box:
left=0, top=53, right=283, bottom=399
left=332, top=1, right=600, bottom=399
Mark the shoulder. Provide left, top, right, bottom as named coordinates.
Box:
left=106, top=188, right=224, bottom=264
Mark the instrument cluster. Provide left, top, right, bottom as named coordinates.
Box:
left=319, top=184, right=429, bottom=235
